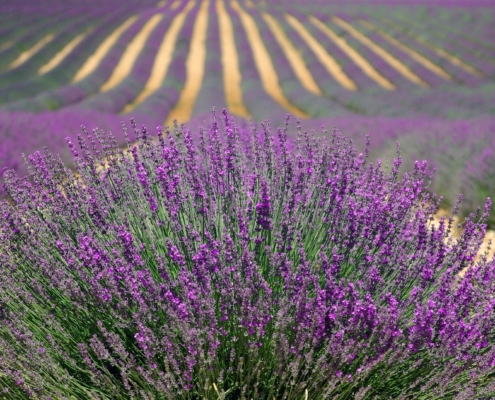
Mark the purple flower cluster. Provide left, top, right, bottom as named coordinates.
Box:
left=1, top=110, right=495, bottom=398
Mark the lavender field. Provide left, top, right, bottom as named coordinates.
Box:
left=1, top=0, right=495, bottom=223
left=1, top=0, right=495, bottom=398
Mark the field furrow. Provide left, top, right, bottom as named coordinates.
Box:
left=72, top=15, right=139, bottom=83
left=0, top=0, right=495, bottom=134
left=75, top=3, right=191, bottom=116
left=186, top=1, right=227, bottom=119
left=128, top=3, right=199, bottom=122
left=0, top=12, right=88, bottom=73
left=408, top=33, right=486, bottom=78
left=222, top=0, right=289, bottom=121
left=1, top=17, right=94, bottom=75
left=360, top=15, right=484, bottom=86
left=190, top=0, right=230, bottom=117
left=261, top=11, right=322, bottom=96
left=0, top=14, right=66, bottom=66
left=100, top=14, right=163, bottom=92
left=424, top=7, right=495, bottom=55
left=405, top=9, right=495, bottom=60
left=38, top=28, right=94, bottom=76
left=380, top=11, right=493, bottom=77
left=99, top=14, right=165, bottom=93
left=332, top=15, right=429, bottom=87
left=0, top=15, right=55, bottom=52
left=250, top=8, right=352, bottom=118
left=1, top=0, right=485, bottom=121
left=268, top=13, right=408, bottom=115
left=48, top=9, right=169, bottom=112
left=6, top=34, right=55, bottom=71
left=380, top=16, right=487, bottom=79
left=322, top=17, right=418, bottom=92
left=349, top=20, right=446, bottom=88
left=359, top=20, right=453, bottom=82
left=0, top=10, right=143, bottom=109
left=122, top=0, right=197, bottom=114
left=171, top=0, right=183, bottom=9
left=0, top=14, right=101, bottom=93
left=286, top=9, right=394, bottom=92
left=285, top=14, right=357, bottom=91
left=229, top=0, right=309, bottom=119
left=216, top=0, right=250, bottom=118
left=309, top=15, right=395, bottom=90
left=166, top=0, right=210, bottom=126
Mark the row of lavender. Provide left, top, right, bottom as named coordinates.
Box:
left=0, top=1, right=493, bottom=120
left=1, top=113, right=495, bottom=398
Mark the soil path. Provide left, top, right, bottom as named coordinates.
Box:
left=166, top=0, right=210, bottom=126
left=286, top=13, right=357, bottom=91
left=310, top=15, right=395, bottom=90
left=39, top=28, right=94, bottom=75
left=217, top=0, right=251, bottom=117
left=230, top=0, right=309, bottom=118
left=332, top=16, right=428, bottom=87
left=72, top=16, right=138, bottom=83
left=7, top=34, right=54, bottom=70
left=359, top=19, right=453, bottom=81
left=122, top=0, right=196, bottom=114
left=100, top=14, right=164, bottom=93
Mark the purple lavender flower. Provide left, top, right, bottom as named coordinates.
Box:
left=0, top=111, right=494, bottom=398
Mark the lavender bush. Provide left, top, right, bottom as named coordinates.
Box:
left=1, top=111, right=495, bottom=399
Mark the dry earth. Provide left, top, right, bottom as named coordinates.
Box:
left=432, top=208, right=495, bottom=277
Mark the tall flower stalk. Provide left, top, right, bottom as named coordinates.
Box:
left=1, top=110, right=494, bottom=399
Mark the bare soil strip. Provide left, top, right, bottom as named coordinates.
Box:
left=285, top=14, right=357, bottom=91
left=7, top=34, right=55, bottom=70
left=0, top=40, right=13, bottom=52
left=171, top=0, right=182, bottom=9
left=230, top=0, right=309, bottom=119
left=407, top=31, right=484, bottom=77
left=332, top=16, right=429, bottom=88
left=262, top=12, right=322, bottom=96
left=309, top=16, right=395, bottom=90
left=38, top=28, right=94, bottom=75
left=100, top=14, right=164, bottom=93
left=72, top=16, right=138, bottom=83
left=478, top=230, right=495, bottom=263
left=373, top=16, right=485, bottom=78
left=359, top=19, right=453, bottom=81
left=166, top=0, right=210, bottom=126
left=432, top=209, right=495, bottom=277
left=416, top=43, right=484, bottom=78
left=122, top=0, right=196, bottom=114
left=217, top=0, right=251, bottom=118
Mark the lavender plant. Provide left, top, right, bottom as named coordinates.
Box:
left=1, top=110, right=495, bottom=399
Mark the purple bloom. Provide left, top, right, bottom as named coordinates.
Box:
left=0, top=112, right=494, bottom=398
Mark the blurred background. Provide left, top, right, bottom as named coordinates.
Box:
left=0, top=0, right=494, bottom=224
